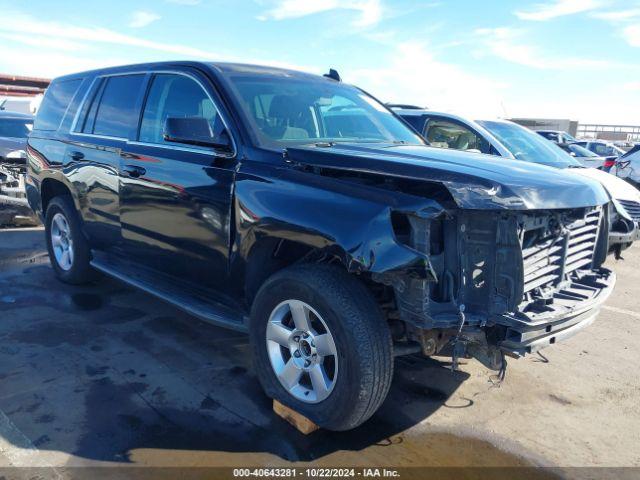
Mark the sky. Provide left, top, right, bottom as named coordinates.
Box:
left=0, top=0, right=639, bottom=124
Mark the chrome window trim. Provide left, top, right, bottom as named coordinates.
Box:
left=69, top=76, right=99, bottom=134
left=69, top=69, right=237, bottom=159
left=71, top=132, right=127, bottom=142
left=127, top=140, right=234, bottom=159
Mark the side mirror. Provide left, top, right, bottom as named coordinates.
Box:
left=163, top=116, right=232, bottom=151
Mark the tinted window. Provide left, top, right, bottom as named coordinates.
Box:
left=33, top=79, right=82, bottom=131
left=0, top=118, right=33, bottom=138
left=139, top=74, right=223, bottom=147
left=89, top=75, right=144, bottom=138
left=425, top=119, right=489, bottom=153
left=538, top=131, right=557, bottom=141
left=567, top=144, right=598, bottom=157
left=399, top=114, right=426, bottom=133
left=80, top=79, right=106, bottom=134
left=593, top=144, right=613, bottom=156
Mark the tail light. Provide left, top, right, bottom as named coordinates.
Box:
left=603, top=157, right=616, bottom=171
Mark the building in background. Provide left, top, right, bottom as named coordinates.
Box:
left=509, top=118, right=579, bottom=137
left=576, top=124, right=640, bottom=142
left=0, top=74, right=50, bottom=114
left=510, top=117, right=640, bottom=143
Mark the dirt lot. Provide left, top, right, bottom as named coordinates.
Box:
left=0, top=227, right=639, bottom=478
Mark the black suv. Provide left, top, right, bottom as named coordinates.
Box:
left=27, top=62, right=615, bottom=431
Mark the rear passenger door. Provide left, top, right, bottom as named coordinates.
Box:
left=119, top=70, right=237, bottom=292
left=67, top=73, right=146, bottom=249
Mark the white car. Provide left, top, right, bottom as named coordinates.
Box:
left=611, top=145, right=640, bottom=190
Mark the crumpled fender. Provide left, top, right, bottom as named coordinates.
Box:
left=233, top=161, right=443, bottom=278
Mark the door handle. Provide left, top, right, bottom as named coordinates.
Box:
left=69, top=151, right=85, bottom=161
left=121, top=165, right=146, bottom=178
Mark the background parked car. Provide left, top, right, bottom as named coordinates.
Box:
left=536, top=130, right=578, bottom=144
left=391, top=108, right=640, bottom=257
left=0, top=110, right=32, bottom=161
left=556, top=142, right=615, bottom=171
left=574, top=140, right=627, bottom=158
left=0, top=110, right=36, bottom=226
left=611, top=144, right=640, bottom=190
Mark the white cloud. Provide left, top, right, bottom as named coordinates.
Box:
left=0, top=33, right=87, bottom=52
left=0, top=12, right=218, bottom=58
left=129, top=11, right=161, bottom=28
left=623, top=81, right=640, bottom=90
left=348, top=41, right=508, bottom=119
left=623, top=24, right=640, bottom=46
left=0, top=47, right=126, bottom=78
left=165, top=0, right=201, bottom=4
left=258, top=0, right=382, bottom=27
left=515, top=0, right=606, bottom=21
left=591, top=8, right=640, bottom=21
left=475, top=27, right=619, bottom=69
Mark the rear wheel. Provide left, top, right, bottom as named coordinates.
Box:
left=45, top=196, right=93, bottom=284
left=250, top=264, right=393, bottom=431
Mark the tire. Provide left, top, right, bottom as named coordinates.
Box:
left=250, top=264, right=393, bottom=431
left=45, top=195, right=93, bottom=284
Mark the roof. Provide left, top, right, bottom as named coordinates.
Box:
left=49, top=60, right=335, bottom=84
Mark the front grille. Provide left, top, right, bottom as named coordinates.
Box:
left=618, top=199, right=640, bottom=222
left=521, top=208, right=601, bottom=297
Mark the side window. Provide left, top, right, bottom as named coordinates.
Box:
left=87, top=75, right=145, bottom=138
left=33, top=78, right=83, bottom=131
left=139, top=73, right=222, bottom=147
left=593, top=144, right=610, bottom=156
left=424, top=119, right=488, bottom=153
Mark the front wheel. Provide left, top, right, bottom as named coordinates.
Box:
left=250, top=264, right=393, bottom=431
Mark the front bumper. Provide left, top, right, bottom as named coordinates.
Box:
left=498, top=268, right=616, bottom=355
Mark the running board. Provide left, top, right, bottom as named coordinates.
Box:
left=90, top=255, right=248, bottom=333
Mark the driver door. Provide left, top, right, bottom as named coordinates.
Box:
left=119, top=70, right=237, bottom=292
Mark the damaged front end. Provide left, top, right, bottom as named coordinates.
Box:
left=377, top=205, right=615, bottom=372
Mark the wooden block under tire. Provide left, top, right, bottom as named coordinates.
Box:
left=273, top=400, right=319, bottom=435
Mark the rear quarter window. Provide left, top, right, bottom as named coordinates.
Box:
left=33, top=78, right=83, bottom=131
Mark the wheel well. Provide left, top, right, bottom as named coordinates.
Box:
left=41, top=179, right=72, bottom=214
left=243, top=238, right=396, bottom=318
left=244, top=239, right=314, bottom=304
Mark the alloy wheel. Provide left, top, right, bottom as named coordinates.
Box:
left=266, top=299, right=338, bottom=403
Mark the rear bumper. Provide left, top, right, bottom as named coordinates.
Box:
left=498, top=268, right=615, bottom=355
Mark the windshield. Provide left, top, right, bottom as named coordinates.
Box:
left=0, top=118, right=33, bottom=138
left=224, top=75, right=424, bottom=149
left=477, top=120, right=581, bottom=168
left=568, top=143, right=598, bottom=157
left=562, top=132, right=577, bottom=142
